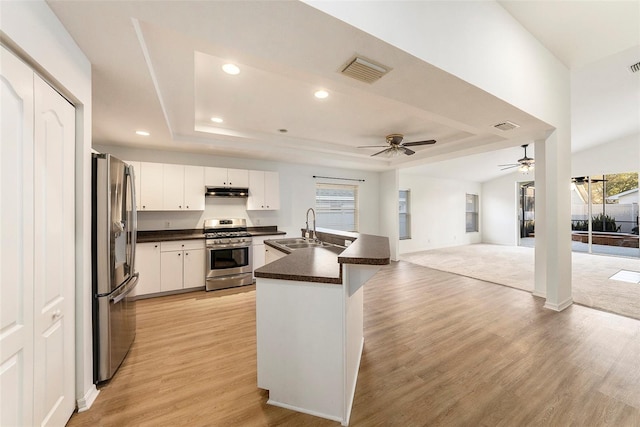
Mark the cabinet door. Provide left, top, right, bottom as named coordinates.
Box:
left=163, top=164, right=184, bottom=210
left=184, top=165, right=204, bottom=210
left=183, top=248, right=205, bottom=288
left=227, top=168, right=249, bottom=187
left=135, top=243, right=161, bottom=296
left=161, top=251, right=183, bottom=291
left=265, top=245, right=287, bottom=264
left=205, top=167, right=228, bottom=186
left=253, top=244, right=266, bottom=273
left=127, top=161, right=141, bottom=211
left=140, top=162, right=164, bottom=211
left=264, top=171, right=280, bottom=210
left=247, top=170, right=266, bottom=210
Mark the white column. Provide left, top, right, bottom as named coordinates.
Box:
left=535, top=132, right=573, bottom=311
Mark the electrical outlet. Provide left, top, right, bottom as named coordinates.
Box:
left=165, top=221, right=171, bottom=228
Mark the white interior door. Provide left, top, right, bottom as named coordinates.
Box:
left=1, top=45, right=36, bottom=427
left=32, top=75, right=76, bottom=427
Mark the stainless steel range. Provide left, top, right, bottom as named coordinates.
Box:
left=204, top=218, right=253, bottom=291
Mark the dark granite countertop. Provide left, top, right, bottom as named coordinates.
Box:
left=255, top=229, right=390, bottom=284
left=137, top=226, right=285, bottom=243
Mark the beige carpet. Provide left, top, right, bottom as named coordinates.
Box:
left=401, top=244, right=640, bottom=320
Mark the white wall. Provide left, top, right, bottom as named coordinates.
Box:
left=398, top=173, right=481, bottom=254
left=481, top=172, right=532, bottom=246
left=1, top=0, right=95, bottom=410
left=94, top=145, right=381, bottom=236
left=378, top=170, right=399, bottom=260
left=572, top=134, right=640, bottom=177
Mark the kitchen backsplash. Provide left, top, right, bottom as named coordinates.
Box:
left=137, top=197, right=279, bottom=231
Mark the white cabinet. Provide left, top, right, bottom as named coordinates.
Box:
left=205, top=167, right=249, bottom=187
left=160, top=240, right=205, bottom=292
left=139, top=162, right=164, bottom=211
left=135, top=242, right=161, bottom=296
left=265, top=244, right=287, bottom=264
left=184, top=165, right=205, bottom=210
left=247, top=170, right=280, bottom=210
left=184, top=247, right=206, bottom=288
left=137, top=162, right=204, bottom=211
left=162, top=164, right=205, bottom=211
left=163, top=164, right=184, bottom=211
left=252, top=235, right=286, bottom=274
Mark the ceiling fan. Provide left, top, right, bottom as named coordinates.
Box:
left=498, top=144, right=535, bottom=172
left=358, top=133, right=436, bottom=157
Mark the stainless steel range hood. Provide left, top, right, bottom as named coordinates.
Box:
left=205, top=186, right=249, bottom=198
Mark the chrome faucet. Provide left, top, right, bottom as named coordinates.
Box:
left=305, top=208, right=317, bottom=241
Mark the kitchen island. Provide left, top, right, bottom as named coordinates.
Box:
left=255, top=229, right=389, bottom=425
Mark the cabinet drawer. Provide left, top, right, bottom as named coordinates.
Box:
left=161, top=239, right=205, bottom=252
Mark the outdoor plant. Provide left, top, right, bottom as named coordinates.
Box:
left=573, top=214, right=620, bottom=232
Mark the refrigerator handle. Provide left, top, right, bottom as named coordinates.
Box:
left=126, top=164, right=138, bottom=276
left=111, top=273, right=139, bottom=304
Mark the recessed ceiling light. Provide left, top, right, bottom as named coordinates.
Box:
left=314, top=90, right=329, bottom=99
left=210, top=117, right=224, bottom=123
left=135, top=130, right=150, bottom=136
left=222, top=63, right=240, bottom=75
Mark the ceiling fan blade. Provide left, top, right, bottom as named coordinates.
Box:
left=358, top=145, right=390, bottom=148
left=403, top=147, right=416, bottom=155
left=500, top=165, right=520, bottom=171
left=497, top=163, right=519, bottom=167
left=371, top=148, right=391, bottom=157
left=402, top=140, right=436, bottom=147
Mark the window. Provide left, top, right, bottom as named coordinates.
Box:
left=399, top=190, right=411, bottom=240
left=315, top=183, right=359, bottom=232
left=466, top=193, right=479, bottom=232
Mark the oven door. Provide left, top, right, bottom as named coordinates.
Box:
left=206, top=242, right=253, bottom=279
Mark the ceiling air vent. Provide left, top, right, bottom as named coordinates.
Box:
left=629, top=61, right=640, bottom=74
left=493, top=121, right=520, bottom=131
left=341, top=56, right=389, bottom=84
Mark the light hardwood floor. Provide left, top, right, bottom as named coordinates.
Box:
left=68, top=262, right=640, bottom=426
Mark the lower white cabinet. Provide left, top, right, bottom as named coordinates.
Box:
left=252, top=235, right=286, bottom=275
left=265, top=244, right=287, bottom=264
left=136, top=242, right=161, bottom=295
left=160, top=240, right=205, bottom=292
left=136, top=240, right=205, bottom=297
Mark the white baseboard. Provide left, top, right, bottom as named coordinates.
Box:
left=532, top=290, right=546, bottom=298
left=544, top=297, right=573, bottom=312
left=76, top=385, right=99, bottom=412
left=267, top=399, right=343, bottom=424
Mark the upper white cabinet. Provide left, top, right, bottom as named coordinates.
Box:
left=139, top=162, right=164, bottom=211
left=205, top=167, right=249, bottom=187
left=136, top=162, right=204, bottom=211
left=163, top=164, right=204, bottom=211
left=247, top=170, right=280, bottom=210
left=163, top=164, right=184, bottom=210
left=184, top=165, right=205, bottom=210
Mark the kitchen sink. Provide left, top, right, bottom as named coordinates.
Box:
left=274, top=238, right=308, bottom=245
left=284, top=242, right=324, bottom=249
left=269, top=238, right=345, bottom=252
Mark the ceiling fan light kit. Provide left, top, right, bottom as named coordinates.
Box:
left=498, top=144, right=535, bottom=172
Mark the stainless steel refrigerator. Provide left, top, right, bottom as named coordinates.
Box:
left=92, top=153, right=138, bottom=383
